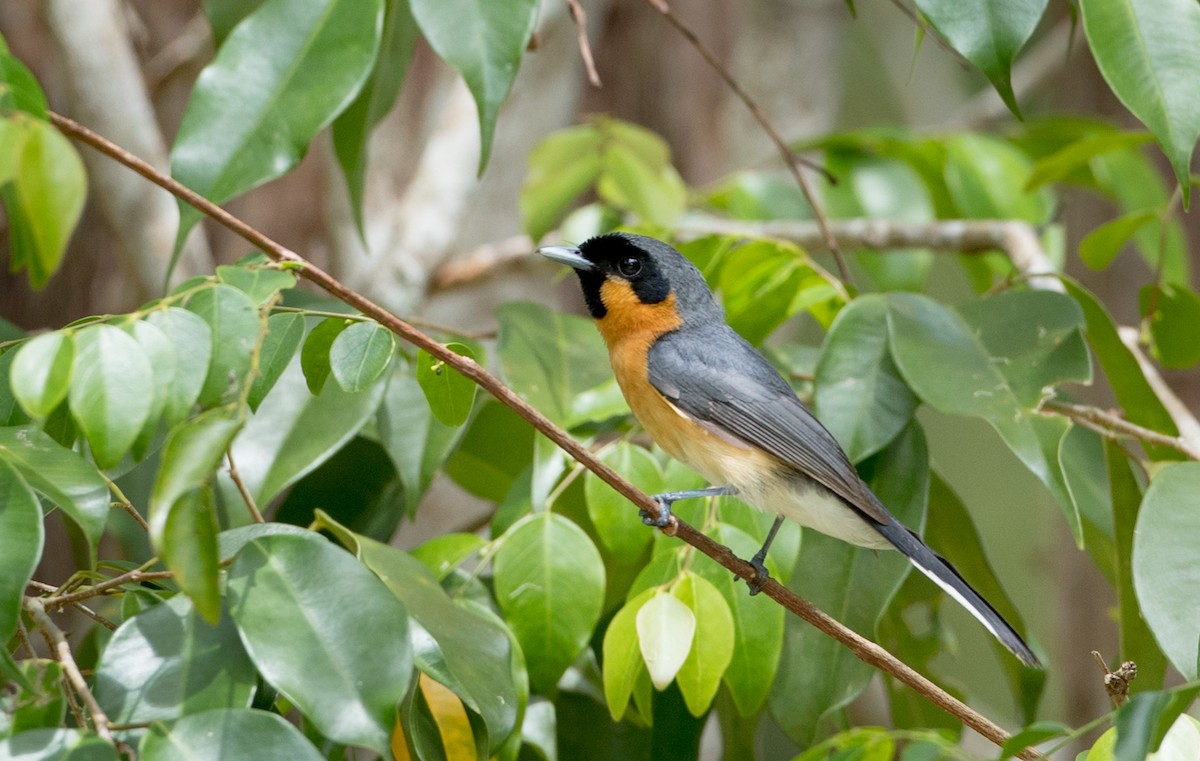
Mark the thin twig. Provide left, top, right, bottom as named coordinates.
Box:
left=41, top=568, right=174, bottom=611
left=27, top=582, right=118, bottom=630
left=226, top=451, right=264, bottom=523
left=25, top=597, right=114, bottom=743
left=642, top=0, right=851, bottom=283
left=102, top=473, right=150, bottom=531
left=1040, top=400, right=1200, bottom=461
left=50, top=110, right=1040, bottom=759
left=564, top=0, right=602, bottom=87
left=15, top=617, right=38, bottom=660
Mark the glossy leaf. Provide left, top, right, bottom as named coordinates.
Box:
left=409, top=533, right=485, bottom=580
left=330, top=320, right=395, bottom=393
left=1114, top=686, right=1200, bottom=761
left=601, top=588, right=655, bottom=720
left=185, top=284, right=260, bottom=408
left=125, top=320, right=178, bottom=460
left=2, top=660, right=66, bottom=735
left=1000, top=721, right=1070, bottom=759
left=0, top=425, right=109, bottom=550
left=672, top=572, right=734, bottom=717
left=1025, top=129, right=1154, bottom=190
left=814, top=294, right=917, bottom=462
left=201, top=0, right=268, bottom=46
left=217, top=523, right=314, bottom=561
left=445, top=401, right=533, bottom=501
left=636, top=590, right=695, bottom=691
left=585, top=443, right=663, bottom=561
left=0, top=729, right=117, bottom=760
left=67, top=325, right=154, bottom=469
left=520, top=126, right=605, bottom=241
left=493, top=512, right=605, bottom=692
left=10, top=332, right=74, bottom=419
left=943, top=133, right=1053, bottom=223
left=410, top=0, right=537, bottom=173
left=145, top=307, right=213, bottom=427
left=0, top=460, right=41, bottom=645
left=496, top=302, right=612, bottom=426
left=717, top=240, right=833, bottom=345
left=95, top=595, right=255, bottom=723
left=140, top=708, right=324, bottom=761
left=300, top=316, right=351, bottom=395
left=1, top=119, right=86, bottom=289
left=332, top=0, right=418, bottom=230
left=223, top=359, right=385, bottom=507
left=914, top=0, right=1047, bottom=117
left=247, top=312, right=305, bottom=411
left=769, top=422, right=926, bottom=746
left=1080, top=209, right=1158, bottom=270
left=0, top=349, right=31, bottom=427
left=215, top=264, right=297, bottom=306
left=1132, top=462, right=1200, bottom=680
left=171, top=0, right=384, bottom=252
left=378, top=369, right=464, bottom=514
left=227, top=534, right=412, bottom=755
left=1079, top=0, right=1200, bottom=205
left=1140, top=283, right=1200, bottom=369
left=0, top=45, right=49, bottom=118
left=415, top=343, right=477, bottom=426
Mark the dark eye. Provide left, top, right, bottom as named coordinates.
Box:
left=617, top=256, right=642, bottom=277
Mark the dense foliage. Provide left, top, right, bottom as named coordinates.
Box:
left=2, top=1, right=1200, bottom=759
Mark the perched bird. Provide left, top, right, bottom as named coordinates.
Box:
left=541, top=232, right=1040, bottom=667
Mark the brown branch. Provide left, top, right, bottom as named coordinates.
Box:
left=25, top=597, right=114, bottom=743
left=564, top=0, right=602, bottom=87
left=226, top=451, right=265, bottom=523
left=642, top=0, right=851, bottom=284
left=40, top=567, right=174, bottom=611
left=50, top=110, right=1039, bottom=759
left=1040, top=400, right=1200, bottom=461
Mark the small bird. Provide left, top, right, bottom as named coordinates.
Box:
left=541, top=232, right=1040, bottom=667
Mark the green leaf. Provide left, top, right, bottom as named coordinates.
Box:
left=171, top=0, right=385, bottom=254
left=126, top=319, right=178, bottom=460
left=672, top=572, right=734, bottom=717
left=201, top=0, right=268, bottom=47
left=769, top=422, right=926, bottom=746
left=215, top=264, right=297, bottom=306
left=0, top=460, right=41, bottom=645
left=0, top=348, right=32, bottom=427
left=410, top=0, right=537, bottom=173
left=227, top=534, right=412, bottom=755
left=913, top=0, right=1048, bottom=116
left=1132, top=462, right=1200, bottom=680
left=1140, top=283, right=1200, bottom=369
left=1079, top=209, right=1158, bottom=270
left=493, top=512, right=606, bottom=692
left=717, top=240, right=832, bottom=345
left=814, top=295, right=917, bottom=463
left=596, top=141, right=687, bottom=228
left=495, top=302, right=612, bottom=426
left=316, top=516, right=518, bottom=753
left=636, top=590, right=695, bottom=691
left=1064, top=279, right=1182, bottom=461
left=140, top=708, right=325, bottom=761
left=0, top=425, right=109, bottom=552
left=943, top=133, right=1054, bottom=223
left=332, top=0, right=419, bottom=231
left=410, top=533, right=485, bottom=580
left=95, top=595, right=255, bottom=723
left=150, top=408, right=242, bottom=622
left=1079, top=0, right=1200, bottom=206
left=330, top=320, right=395, bottom=393
left=601, top=588, right=655, bottom=721
left=223, top=359, right=385, bottom=508
left=693, top=523, right=786, bottom=718
left=415, top=343, right=477, bottom=426
left=0, top=119, right=86, bottom=289
left=10, top=331, right=74, bottom=418
left=378, top=368, right=464, bottom=514
left=67, top=325, right=154, bottom=469
left=3, top=660, right=66, bottom=735
left=300, top=316, right=351, bottom=395
left=0, top=47, right=49, bottom=117
left=1000, top=721, right=1070, bottom=759
left=445, top=401, right=533, bottom=501
left=247, top=312, right=305, bottom=411
left=520, top=126, right=605, bottom=241
left=0, top=729, right=118, bottom=760
left=185, top=284, right=260, bottom=408
left=1025, top=130, right=1154, bottom=190
left=1114, top=686, right=1200, bottom=761
left=145, top=307, right=213, bottom=428
left=585, top=443, right=663, bottom=562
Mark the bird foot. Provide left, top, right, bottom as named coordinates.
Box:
left=734, top=554, right=772, bottom=596
left=639, top=496, right=673, bottom=528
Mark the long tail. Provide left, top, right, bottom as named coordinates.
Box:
left=874, top=519, right=1041, bottom=668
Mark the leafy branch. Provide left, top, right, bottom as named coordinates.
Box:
left=49, top=110, right=1041, bottom=759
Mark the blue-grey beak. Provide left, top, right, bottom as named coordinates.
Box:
left=538, top=245, right=594, bottom=272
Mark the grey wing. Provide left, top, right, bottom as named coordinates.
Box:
left=647, top=326, right=892, bottom=524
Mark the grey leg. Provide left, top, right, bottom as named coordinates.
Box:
left=642, top=485, right=736, bottom=527
left=736, top=515, right=785, bottom=595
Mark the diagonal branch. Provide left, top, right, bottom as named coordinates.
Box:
left=49, top=110, right=1040, bottom=760
left=25, top=597, right=114, bottom=743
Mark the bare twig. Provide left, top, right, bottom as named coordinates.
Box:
left=25, top=597, right=114, bottom=743
left=564, top=0, right=602, bottom=87
left=40, top=567, right=174, bottom=611
left=642, top=0, right=851, bottom=283
left=433, top=234, right=543, bottom=290
left=26, top=581, right=119, bottom=630
left=1117, top=326, right=1200, bottom=450
left=226, top=451, right=265, bottom=523
left=1040, top=400, right=1200, bottom=461
left=102, top=474, right=149, bottom=531
left=1092, top=651, right=1137, bottom=708
left=50, top=110, right=1040, bottom=759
